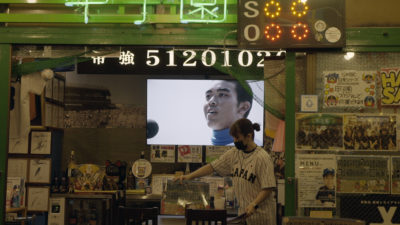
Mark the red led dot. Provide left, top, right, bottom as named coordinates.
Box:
left=291, top=22, right=309, bottom=40
left=264, top=23, right=282, bottom=41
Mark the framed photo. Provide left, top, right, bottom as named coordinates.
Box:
left=8, top=137, right=29, bottom=154
left=28, top=158, right=51, bottom=183
left=27, top=186, right=49, bottom=211
left=30, top=131, right=51, bottom=155
left=7, top=158, right=28, bottom=181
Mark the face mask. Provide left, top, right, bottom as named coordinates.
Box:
left=234, top=141, right=247, bottom=151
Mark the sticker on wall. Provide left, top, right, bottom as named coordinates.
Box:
left=392, top=157, right=400, bottom=194
left=314, top=20, right=327, bottom=32
left=205, top=146, right=231, bottom=163
left=325, top=27, right=341, bottom=43
left=150, top=145, right=175, bottom=163
left=177, top=145, right=202, bottom=163
left=336, top=155, right=390, bottom=194
left=300, top=95, right=318, bottom=112
left=380, top=68, right=400, bottom=105
left=323, top=70, right=377, bottom=108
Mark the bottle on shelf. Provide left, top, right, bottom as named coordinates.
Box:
left=68, top=209, right=77, bottom=225
left=185, top=163, right=190, bottom=175
left=67, top=150, right=78, bottom=193
left=60, top=177, right=67, bottom=193
left=88, top=208, right=97, bottom=225
left=126, top=165, right=135, bottom=190
left=51, top=177, right=59, bottom=193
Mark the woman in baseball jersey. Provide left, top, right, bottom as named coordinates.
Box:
left=175, top=118, right=276, bottom=225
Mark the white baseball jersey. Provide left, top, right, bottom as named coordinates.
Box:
left=211, top=147, right=276, bottom=225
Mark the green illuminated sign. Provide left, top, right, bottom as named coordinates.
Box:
left=65, top=0, right=147, bottom=24
left=179, top=0, right=228, bottom=23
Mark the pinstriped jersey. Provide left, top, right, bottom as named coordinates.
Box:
left=211, top=147, right=276, bottom=225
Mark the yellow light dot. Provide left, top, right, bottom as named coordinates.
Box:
left=299, top=37, right=302, bottom=40
left=278, top=7, right=281, bottom=11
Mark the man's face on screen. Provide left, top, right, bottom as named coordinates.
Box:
left=204, top=81, right=244, bottom=130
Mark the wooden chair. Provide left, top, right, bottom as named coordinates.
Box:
left=119, top=206, right=159, bottom=225
left=186, top=209, right=227, bottom=225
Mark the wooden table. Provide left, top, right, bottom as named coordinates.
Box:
left=158, top=215, right=186, bottom=225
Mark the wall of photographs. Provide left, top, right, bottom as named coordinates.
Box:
left=295, top=113, right=400, bottom=222
left=295, top=52, right=400, bottom=223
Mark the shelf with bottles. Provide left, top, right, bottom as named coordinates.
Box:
left=66, top=198, right=108, bottom=225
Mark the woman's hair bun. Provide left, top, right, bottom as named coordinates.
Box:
left=252, top=123, right=261, bottom=132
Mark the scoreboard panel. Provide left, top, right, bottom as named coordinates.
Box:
left=238, top=0, right=345, bottom=49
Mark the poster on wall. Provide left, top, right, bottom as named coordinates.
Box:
left=296, top=113, right=343, bottom=150
left=343, top=115, right=397, bottom=150
left=392, top=157, right=400, bottom=194
left=323, top=70, right=377, bottom=108
left=177, top=145, right=202, bottom=163
left=340, top=194, right=400, bottom=224
left=336, top=156, right=390, bottom=194
left=398, top=115, right=400, bottom=150
left=295, top=154, right=336, bottom=208
left=150, top=145, right=175, bottom=163
left=380, top=68, right=400, bottom=105
left=271, top=152, right=285, bottom=180
left=205, top=146, right=231, bottom=163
